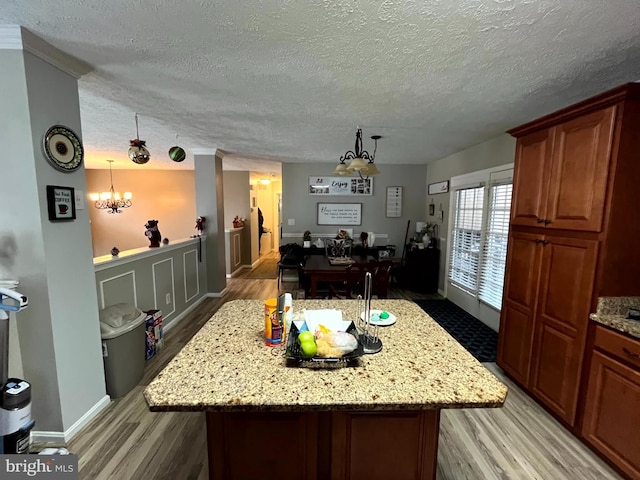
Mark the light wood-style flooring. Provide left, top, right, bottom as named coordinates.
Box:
left=61, top=258, right=621, bottom=480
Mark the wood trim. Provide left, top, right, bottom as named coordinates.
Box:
left=508, top=83, right=640, bottom=137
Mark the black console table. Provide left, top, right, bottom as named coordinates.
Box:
left=401, top=247, right=439, bottom=293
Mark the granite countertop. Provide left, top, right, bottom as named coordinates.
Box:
left=590, top=296, right=640, bottom=340
left=144, top=299, right=508, bottom=413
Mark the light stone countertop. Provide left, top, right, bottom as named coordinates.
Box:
left=590, top=296, right=640, bottom=340
left=144, top=299, right=508, bottom=413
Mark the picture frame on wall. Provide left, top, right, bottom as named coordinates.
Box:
left=317, top=203, right=362, bottom=225
left=308, top=176, right=373, bottom=195
left=428, top=180, right=449, bottom=195
left=46, top=185, right=76, bottom=221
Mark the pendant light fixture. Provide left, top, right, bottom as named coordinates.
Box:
left=333, top=127, right=381, bottom=178
left=128, top=113, right=150, bottom=164
left=89, top=160, right=132, bottom=214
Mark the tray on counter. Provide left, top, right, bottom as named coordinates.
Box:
left=285, top=321, right=363, bottom=368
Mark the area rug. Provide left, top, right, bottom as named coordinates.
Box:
left=415, top=299, right=498, bottom=362
left=245, top=258, right=278, bottom=279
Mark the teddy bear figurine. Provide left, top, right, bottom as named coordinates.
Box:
left=145, top=220, right=162, bottom=248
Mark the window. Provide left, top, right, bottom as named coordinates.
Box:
left=448, top=178, right=513, bottom=311
left=478, top=183, right=512, bottom=309
left=448, top=187, right=484, bottom=292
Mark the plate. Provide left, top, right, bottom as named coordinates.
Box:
left=360, top=309, right=396, bottom=326
left=43, top=125, right=84, bottom=173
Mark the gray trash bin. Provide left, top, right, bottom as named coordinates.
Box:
left=99, top=303, right=146, bottom=398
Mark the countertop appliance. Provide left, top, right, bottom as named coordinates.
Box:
left=0, top=287, right=34, bottom=453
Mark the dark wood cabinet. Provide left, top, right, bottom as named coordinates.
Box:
left=500, top=83, right=640, bottom=442
left=582, top=326, right=640, bottom=480
left=497, top=232, right=542, bottom=384
left=499, top=233, right=598, bottom=425
left=529, top=236, right=598, bottom=424
left=402, top=248, right=439, bottom=293
left=510, top=107, right=615, bottom=232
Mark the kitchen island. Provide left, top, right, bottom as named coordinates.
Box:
left=144, top=299, right=508, bottom=480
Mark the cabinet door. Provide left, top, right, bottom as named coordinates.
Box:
left=530, top=236, right=598, bottom=425
left=583, top=350, right=640, bottom=479
left=510, top=129, right=553, bottom=227
left=497, top=232, right=543, bottom=385
left=546, top=107, right=616, bottom=232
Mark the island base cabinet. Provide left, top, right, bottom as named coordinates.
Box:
left=206, top=410, right=440, bottom=480
left=331, top=410, right=439, bottom=480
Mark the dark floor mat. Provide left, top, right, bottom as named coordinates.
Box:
left=415, top=299, right=498, bottom=362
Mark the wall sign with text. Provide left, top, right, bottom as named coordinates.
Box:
left=317, top=203, right=362, bottom=225
left=308, top=176, right=373, bottom=196
left=46, top=185, right=76, bottom=221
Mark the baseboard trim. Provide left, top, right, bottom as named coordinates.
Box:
left=206, top=288, right=227, bottom=298
left=163, top=294, right=209, bottom=334
left=438, top=288, right=446, bottom=297
left=31, top=395, right=111, bottom=444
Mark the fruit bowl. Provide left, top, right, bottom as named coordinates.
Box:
left=285, top=321, right=364, bottom=368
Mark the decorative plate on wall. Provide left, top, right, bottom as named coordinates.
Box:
left=43, top=125, right=84, bottom=173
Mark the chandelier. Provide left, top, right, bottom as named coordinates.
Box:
left=333, top=127, right=381, bottom=178
left=89, top=160, right=132, bottom=214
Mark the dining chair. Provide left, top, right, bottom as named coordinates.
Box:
left=277, top=244, right=304, bottom=290
left=324, top=238, right=352, bottom=258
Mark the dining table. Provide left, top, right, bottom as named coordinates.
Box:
left=303, top=255, right=373, bottom=298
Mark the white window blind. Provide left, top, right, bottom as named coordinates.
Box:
left=478, top=183, right=513, bottom=310
left=448, top=186, right=484, bottom=292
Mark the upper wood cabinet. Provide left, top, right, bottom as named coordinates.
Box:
left=511, top=107, right=616, bottom=232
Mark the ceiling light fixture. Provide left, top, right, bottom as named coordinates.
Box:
left=89, top=160, right=132, bottom=214
left=333, top=127, right=381, bottom=178
left=128, top=113, right=150, bottom=164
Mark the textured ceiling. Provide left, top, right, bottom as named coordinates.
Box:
left=2, top=1, right=640, bottom=175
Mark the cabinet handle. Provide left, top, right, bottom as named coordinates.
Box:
left=536, top=218, right=545, bottom=223
left=542, top=240, right=549, bottom=245
left=544, top=219, right=551, bottom=225
left=623, top=347, right=640, bottom=360
left=535, top=239, right=543, bottom=244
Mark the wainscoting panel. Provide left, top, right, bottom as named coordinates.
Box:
left=183, top=249, right=199, bottom=303
left=99, top=271, right=136, bottom=309
left=152, top=258, right=175, bottom=321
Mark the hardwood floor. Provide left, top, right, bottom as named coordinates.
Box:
left=61, top=263, right=621, bottom=480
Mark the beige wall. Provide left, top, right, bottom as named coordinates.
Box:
left=86, top=169, right=196, bottom=256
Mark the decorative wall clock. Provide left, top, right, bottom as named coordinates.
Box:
left=43, top=125, right=84, bottom=173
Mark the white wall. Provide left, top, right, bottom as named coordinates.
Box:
left=1, top=48, right=107, bottom=438
left=223, top=171, right=252, bottom=265
left=426, top=135, right=517, bottom=293
left=282, top=164, right=428, bottom=250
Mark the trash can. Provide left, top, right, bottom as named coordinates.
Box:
left=99, top=303, right=146, bottom=398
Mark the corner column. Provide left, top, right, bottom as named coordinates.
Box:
left=192, top=149, right=227, bottom=295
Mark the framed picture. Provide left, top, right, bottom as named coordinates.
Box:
left=317, top=203, right=362, bottom=225
left=428, top=180, right=449, bottom=195
left=386, top=186, right=402, bottom=217
left=46, top=185, right=76, bottom=221
left=308, top=176, right=373, bottom=195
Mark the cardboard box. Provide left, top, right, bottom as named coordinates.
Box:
left=144, top=310, right=164, bottom=360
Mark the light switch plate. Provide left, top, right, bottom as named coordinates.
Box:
left=75, top=190, right=85, bottom=210
left=288, top=219, right=295, bottom=226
